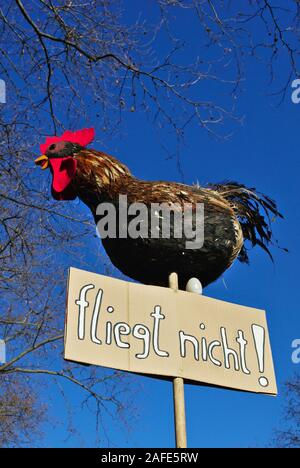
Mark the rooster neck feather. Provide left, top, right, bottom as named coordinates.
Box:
left=74, top=149, right=133, bottom=207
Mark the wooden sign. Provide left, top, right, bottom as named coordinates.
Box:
left=64, top=267, right=277, bottom=395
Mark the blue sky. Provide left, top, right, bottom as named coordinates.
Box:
left=26, top=2, right=300, bottom=447
left=41, top=68, right=300, bottom=448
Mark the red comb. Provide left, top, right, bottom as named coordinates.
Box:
left=40, top=128, right=95, bottom=154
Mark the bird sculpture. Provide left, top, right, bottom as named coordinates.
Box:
left=35, top=128, right=283, bottom=290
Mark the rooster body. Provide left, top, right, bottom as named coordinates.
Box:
left=35, top=129, right=282, bottom=289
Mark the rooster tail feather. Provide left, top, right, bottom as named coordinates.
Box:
left=208, top=181, right=286, bottom=263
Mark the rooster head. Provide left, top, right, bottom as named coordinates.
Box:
left=35, top=128, right=95, bottom=200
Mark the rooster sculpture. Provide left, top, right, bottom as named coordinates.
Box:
left=35, top=128, right=282, bottom=290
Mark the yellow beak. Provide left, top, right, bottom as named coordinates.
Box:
left=35, top=154, right=49, bottom=170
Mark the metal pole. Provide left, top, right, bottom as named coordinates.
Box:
left=169, top=272, right=187, bottom=448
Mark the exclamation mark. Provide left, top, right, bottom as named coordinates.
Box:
left=252, top=324, right=269, bottom=388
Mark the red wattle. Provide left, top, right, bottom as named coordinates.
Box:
left=49, top=157, right=77, bottom=200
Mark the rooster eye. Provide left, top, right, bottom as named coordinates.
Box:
left=49, top=144, right=56, bottom=150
